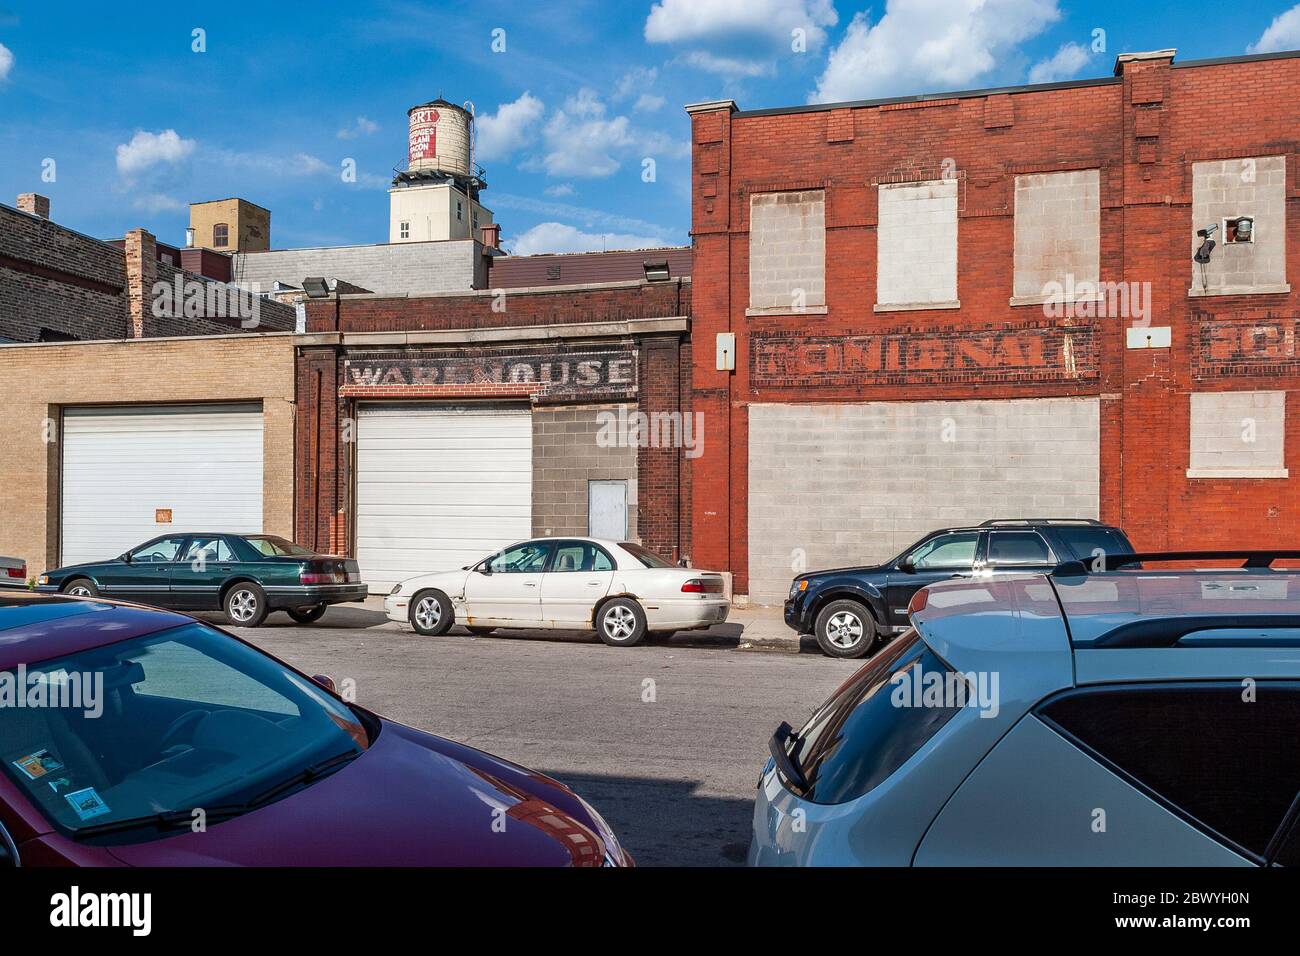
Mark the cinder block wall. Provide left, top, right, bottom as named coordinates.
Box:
left=233, top=239, right=483, bottom=296
left=0, top=335, right=298, bottom=574
left=747, top=397, right=1101, bottom=601
left=532, top=404, right=638, bottom=540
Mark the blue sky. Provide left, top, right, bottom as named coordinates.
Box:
left=1, top=1, right=1298, bottom=255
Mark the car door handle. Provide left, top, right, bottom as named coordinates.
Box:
left=523, top=582, right=538, bottom=588
left=587, top=581, right=603, bottom=586
left=219, top=567, right=232, bottom=572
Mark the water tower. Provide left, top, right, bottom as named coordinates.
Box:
left=389, top=98, right=495, bottom=245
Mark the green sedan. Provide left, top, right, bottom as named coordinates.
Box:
left=35, top=533, right=367, bottom=626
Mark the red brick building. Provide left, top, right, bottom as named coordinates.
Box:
left=295, top=259, right=692, bottom=591
left=687, top=48, right=1300, bottom=601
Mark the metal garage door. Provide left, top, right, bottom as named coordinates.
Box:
left=61, top=404, right=264, bottom=566
left=356, top=404, right=532, bottom=590
left=747, top=398, right=1100, bottom=602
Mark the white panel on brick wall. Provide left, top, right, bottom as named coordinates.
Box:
left=877, top=179, right=958, bottom=308
left=356, top=404, right=532, bottom=589
left=61, top=404, right=264, bottom=566
left=747, top=398, right=1100, bottom=602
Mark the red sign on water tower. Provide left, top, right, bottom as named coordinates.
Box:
left=408, top=108, right=439, bottom=164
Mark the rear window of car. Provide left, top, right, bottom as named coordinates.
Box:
left=619, top=542, right=674, bottom=569
left=786, top=630, right=963, bottom=805
left=245, top=536, right=313, bottom=557
left=1050, top=526, right=1133, bottom=562
left=1038, top=683, right=1300, bottom=859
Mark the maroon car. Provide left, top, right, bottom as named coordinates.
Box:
left=0, top=592, right=630, bottom=867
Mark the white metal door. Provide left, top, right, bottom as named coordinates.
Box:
left=588, top=480, right=628, bottom=540
left=61, top=404, right=264, bottom=566
left=355, top=404, right=532, bottom=590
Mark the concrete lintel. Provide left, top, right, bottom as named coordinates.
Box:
left=338, top=316, right=690, bottom=348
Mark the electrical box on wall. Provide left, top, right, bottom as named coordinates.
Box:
left=716, top=332, right=736, bottom=371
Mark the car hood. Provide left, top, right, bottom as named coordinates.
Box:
left=802, top=562, right=890, bottom=581
left=105, top=720, right=617, bottom=867
left=42, top=560, right=113, bottom=578
left=398, top=568, right=472, bottom=592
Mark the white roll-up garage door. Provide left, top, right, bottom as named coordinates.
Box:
left=356, top=404, right=532, bottom=590
left=61, top=404, right=264, bottom=566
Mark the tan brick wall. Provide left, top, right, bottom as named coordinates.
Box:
left=532, top=404, right=638, bottom=540
left=0, top=333, right=297, bottom=575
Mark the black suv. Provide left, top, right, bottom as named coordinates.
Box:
left=785, top=519, right=1135, bottom=658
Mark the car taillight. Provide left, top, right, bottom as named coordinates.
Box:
left=300, top=567, right=344, bottom=585
left=6, top=565, right=24, bottom=579
left=681, top=577, right=724, bottom=594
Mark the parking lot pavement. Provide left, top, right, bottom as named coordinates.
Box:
left=208, top=605, right=859, bottom=866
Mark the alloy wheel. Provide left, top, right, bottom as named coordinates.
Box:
left=603, top=605, right=636, bottom=641
left=826, top=610, right=864, bottom=649
left=414, top=596, right=441, bottom=631
left=68, top=585, right=92, bottom=597
left=229, top=590, right=258, bottom=623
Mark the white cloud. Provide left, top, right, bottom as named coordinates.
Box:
left=1028, top=41, right=1093, bottom=84
left=534, top=90, right=635, bottom=177
left=615, top=66, right=659, bottom=101
left=475, top=92, right=545, bottom=162
left=507, top=222, right=669, bottom=256
left=544, top=183, right=576, bottom=197
left=681, top=50, right=774, bottom=78
left=0, top=42, right=13, bottom=81
left=337, top=116, right=380, bottom=139
left=132, top=193, right=185, bottom=213
left=645, top=0, right=837, bottom=47
left=1248, top=4, right=1300, bottom=53
left=812, top=0, right=1061, bottom=104
left=492, top=192, right=676, bottom=240
left=215, top=149, right=332, bottom=177
left=635, top=93, right=667, bottom=112
left=115, top=129, right=196, bottom=176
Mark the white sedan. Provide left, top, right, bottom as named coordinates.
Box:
left=384, top=538, right=730, bottom=647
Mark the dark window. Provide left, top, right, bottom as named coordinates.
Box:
left=908, top=532, right=979, bottom=570
left=1051, top=526, right=1133, bottom=563
left=619, top=542, right=673, bottom=569
left=487, top=541, right=553, bottom=574
left=787, top=630, right=963, bottom=805
left=212, top=223, right=229, bottom=247
left=38, top=328, right=78, bottom=342
left=1039, top=684, right=1300, bottom=858
left=985, top=531, right=1052, bottom=566
left=129, top=537, right=187, bottom=563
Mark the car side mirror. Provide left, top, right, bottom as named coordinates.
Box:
left=311, top=674, right=337, bottom=693
left=899, top=556, right=916, bottom=574
left=120, top=553, right=133, bottom=564
left=480, top=565, right=492, bottom=575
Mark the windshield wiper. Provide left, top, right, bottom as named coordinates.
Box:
left=244, top=748, right=362, bottom=808
left=769, top=722, right=810, bottom=793
left=73, top=803, right=250, bottom=841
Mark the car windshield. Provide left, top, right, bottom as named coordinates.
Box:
left=619, top=542, right=675, bottom=569
left=0, top=622, right=370, bottom=841
left=245, top=535, right=315, bottom=557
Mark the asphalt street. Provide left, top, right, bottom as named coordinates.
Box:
left=202, top=604, right=859, bottom=866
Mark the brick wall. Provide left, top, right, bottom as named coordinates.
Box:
left=690, top=50, right=1300, bottom=596
left=304, top=279, right=689, bottom=333
left=0, top=334, right=298, bottom=574
left=0, top=205, right=295, bottom=342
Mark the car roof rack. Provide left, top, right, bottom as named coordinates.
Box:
left=979, top=518, right=1104, bottom=527
left=1074, top=615, right=1300, bottom=648
left=1052, top=550, right=1300, bottom=576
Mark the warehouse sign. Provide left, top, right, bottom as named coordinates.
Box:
left=751, top=323, right=1097, bottom=386
left=1195, top=314, right=1300, bottom=379
left=342, top=348, right=639, bottom=400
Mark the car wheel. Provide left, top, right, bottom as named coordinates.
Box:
left=287, top=604, right=328, bottom=624
left=466, top=626, right=495, bottom=636
left=223, top=582, right=269, bottom=627
left=410, top=590, right=454, bottom=636
left=597, top=598, right=647, bottom=647
left=63, top=578, right=98, bottom=598
left=814, top=599, right=878, bottom=659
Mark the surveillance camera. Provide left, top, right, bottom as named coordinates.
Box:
left=1196, top=223, right=1219, bottom=239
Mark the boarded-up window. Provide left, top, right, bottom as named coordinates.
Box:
left=1188, top=390, right=1288, bottom=479
left=1012, top=169, right=1099, bottom=304
left=1190, top=156, right=1288, bottom=296
left=877, top=180, right=958, bottom=309
left=748, top=190, right=825, bottom=313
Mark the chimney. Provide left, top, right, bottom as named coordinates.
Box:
left=480, top=223, right=501, bottom=249
left=17, top=193, right=50, bottom=219
left=124, top=228, right=157, bottom=339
